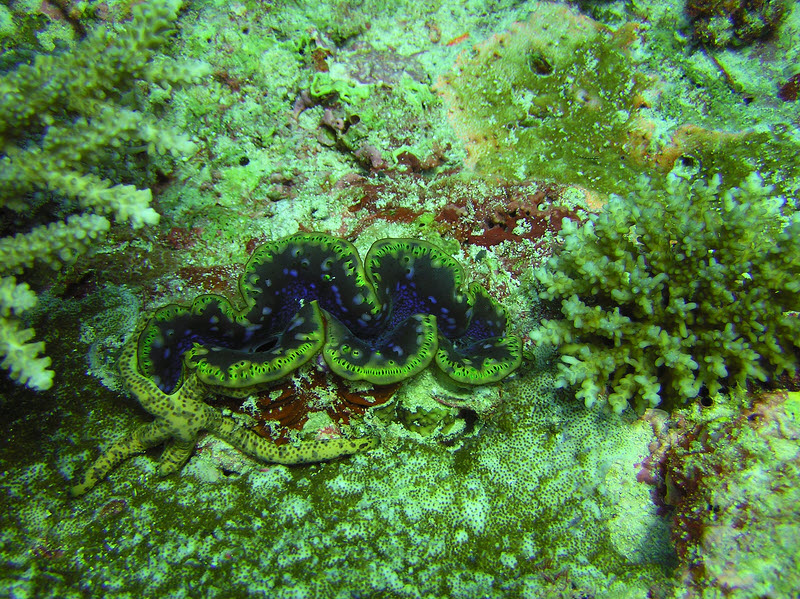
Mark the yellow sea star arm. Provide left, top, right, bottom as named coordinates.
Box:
left=71, top=326, right=378, bottom=496
left=216, top=415, right=379, bottom=465
left=69, top=418, right=174, bottom=497
left=70, top=341, right=212, bottom=496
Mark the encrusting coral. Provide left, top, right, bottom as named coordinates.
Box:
left=0, top=0, right=209, bottom=390
left=72, top=232, right=520, bottom=495
left=532, top=172, right=800, bottom=413
left=666, top=390, right=800, bottom=596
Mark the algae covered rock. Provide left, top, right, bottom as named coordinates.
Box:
left=532, top=172, right=800, bottom=413
left=686, top=0, right=788, bottom=47
left=435, top=3, right=650, bottom=194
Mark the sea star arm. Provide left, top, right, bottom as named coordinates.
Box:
left=70, top=418, right=175, bottom=497
left=212, top=413, right=379, bottom=465
left=70, top=345, right=212, bottom=496
left=71, top=328, right=378, bottom=496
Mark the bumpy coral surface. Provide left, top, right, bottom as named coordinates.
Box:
left=8, top=353, right=677, bottom=598
left=533, top=173, right=800, bottom=413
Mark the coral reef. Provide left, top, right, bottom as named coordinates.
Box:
left=532, top=172, right=800, bottom=413
left=2, top=0, right=799, bottom=596
left=0, top=0, right=208, bottom=389
left=73, top=232, right=520, bottom=495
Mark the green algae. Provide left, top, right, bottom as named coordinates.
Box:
left=436, top=5, right=649, bottom=195
left=436, top=2, right=800, bottom=198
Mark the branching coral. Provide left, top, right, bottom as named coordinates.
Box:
left=0, top=0, right=209, bottom=389
left=0, top=276, right=53, bottom=390
left=532, top=172, right=800, bottom=413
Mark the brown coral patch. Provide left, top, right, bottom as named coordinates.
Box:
left=778, top=73, right=800, bottom=102
left=663, top=389, right=800, bottom=588
left=335, top=173, right=586, bottom=252
left=435, top=181, right=580, bottom=249
left=176, top=264, right=241, bottom=297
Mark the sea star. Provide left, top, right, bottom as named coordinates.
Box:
left=70, top=322, right=377, bottom=496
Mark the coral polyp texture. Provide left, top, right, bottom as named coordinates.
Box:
left=532, top=173, right=800, bottom=413
left=0, top=0, right=209, bottom=390
left=72, top=233, right=520, bottom=495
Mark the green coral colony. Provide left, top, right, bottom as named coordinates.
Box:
left=72, top=232, right=521, bottom=495
left=533, top=174, right=800, bottom=414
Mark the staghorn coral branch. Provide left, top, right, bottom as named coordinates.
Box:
left=0, top=1, right=209, bottom=390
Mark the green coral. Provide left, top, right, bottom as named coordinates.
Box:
left=0, top=276, right=53, bottom=390
left=309, top=71, right=371, bottom=103
left=0, top=0, right=208, bottom=389
left=532, top=172, right=800, bottom=413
